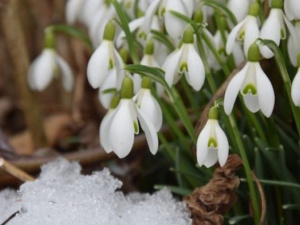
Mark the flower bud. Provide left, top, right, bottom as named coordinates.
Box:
left=248, top=2, right=260, bottom=17
left=144, top=40, right=154, bottom=55
left=141, top=77, right=152, bottom=89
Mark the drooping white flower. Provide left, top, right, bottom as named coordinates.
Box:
left=162, top=27, right=205, bottom=91
left=160, top=0, right=194, bottom=41
left=291, top=54, right=300, bottom=106
left=260, top=5, right=297, bottom=59
left=227, top=0, right=250, bottom=23
left=287, top=21, right=300, bottom=66
left=87, top=21, right=124, bottom=89
left=224, top=43, right=275, bottom=117
left=135, top=77, right=163, bottom=131
left=196, top=107, right=229, bottom=168
left=284, top=0, right=300, bottom=21
left=28, top=49, right=73, bottom=92
left=226, top=2, right=260, bottom=55
left=65, top=0, right=85, bottom=24
left=100, top=77, right=159, bottom=158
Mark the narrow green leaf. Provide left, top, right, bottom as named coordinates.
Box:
left=150, top=30, right=175, bottom=52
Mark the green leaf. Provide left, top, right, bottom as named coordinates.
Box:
left=47, top=24, right=93, bottom=50
left=203, top=0, right=238, bottom=25
left=112, top=0, right=140, bottom=64
left=150, top=30, right=175, bottom=52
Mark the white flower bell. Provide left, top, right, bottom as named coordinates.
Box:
left=284, top=0, right=300, bottom=21
left=196, top=106, right=229, bottom=168
left=100, top=77, right=159, bottom=158
left=291, top=53, right=300, bottom=106
left=28, top=31, right=73, bottom=92
left=162, top=27, right=205, bottom=91
left=227, top=0, right=250, bottom=23
left=135, top=77, right=163, bottom=132
left=87, top=21, right=124, bottom=89
left=260, top=0, right=297, bottom=59
left=226, top=2, right=260, bottom=55
left=224, top=43, right=275, bottom=117
left=287, top=21, right=300, bottom=66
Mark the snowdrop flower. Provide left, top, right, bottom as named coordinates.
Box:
left=224, top=43, right=275, bottom=117
left=227, top=0, right=250, bottom=23
left=99, top=69, right=117, bottom=109
left=160, top=0, right=194, bottom=41
left=135, top=77, right=163, bottom=131
left=28, top=34, right=73, bottom=92
left=87, top=21, right=124, bottom=89
left=260, top=0, right=297, bottom=59
left=162, top=27, right=205, bottom=91
left=226, top=2, right=260, bottom=55
left=133, top=41, right=164, bottom=95
left=100, top=77, right=158, bottom=158
left=284, top=0, right=300, bottom=21
left=291, top=53, right=300, bottom=106
left=287, top=21, right=300, bottom=66
left=65, top=0, right=85, bottom=24
left=196, top=106, right=229, bottom=168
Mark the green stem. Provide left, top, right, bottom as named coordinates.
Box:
left=229, top=115, right=260, bottom=224
left=261, top=39, right=300, bottom=137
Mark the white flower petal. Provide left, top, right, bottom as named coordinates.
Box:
left=232, top=42, right=245, bottom=66
left=99, top=69, right=117, bottom=109
left=215, top=123, right=229, bottom=167
left=256, top=63, right=275, bottom=117
left=181, top=0, right=194, bottom=17
left=243, top=17, right=259, bottom=55
left=292, top=69, right=300, bottom=106
left=55, top=55, right=73, bottom=92
left=196, top=122, right=211, bottom=166
left=203, top=148, right=218, bottom=168
left=227, top=0, right=249, bottom=23
left=243, top=94, right=260, bottom=113
left=186, top=44, right=205, bottom=91
left=29, top=49, right=56, bottom=91
left=140, top=0, right=160, bottom=35
left=113, top=49, right=125, bottom=90
left=224, top=63, right=249, bottom=114
left=226, top=19, right=246, bottom=54
left=139, top=90, right=163, bottom=131
left=137, top=108, right=159, bottom=155
left=116, top=17, right=145, bottom=48
left=162, top=48, right=183, bottom=87
left=100, top=110, right=116, bottom=153
left=66, top=0, right=84, bottom=24
left=109, top=100, right=135, bottom=158
left=165, top=0, right=187, bottom=40
left=133, top=74, right=142, bottom=94
left=284, top=0, right=295, bottom=21
left=260, top=9, right=281, bottom=58
left=128, top=100, right=139, bottom=134
left=283, top=14, right=299, bottom=60
left=87, top=41, right=110, bottom=88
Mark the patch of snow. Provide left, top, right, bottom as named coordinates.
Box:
left=0, top=158, right=191, bottom=225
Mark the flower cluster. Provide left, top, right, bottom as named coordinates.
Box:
left=27, top=0, right=300, bottom=168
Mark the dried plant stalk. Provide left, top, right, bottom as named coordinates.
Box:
left=185, top=155, right=243, bottom=225
left=0, top=157, right=34, bottom=182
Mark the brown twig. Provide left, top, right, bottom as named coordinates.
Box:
left=195, top=61, right=246, bottom=136
left=251, top=171, right=267, bottom=225
left=0, top=157, right=35, bottom=182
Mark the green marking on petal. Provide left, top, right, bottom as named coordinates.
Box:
left=133, top=121, right=139, bottom=133
left=179, top=62, right=188, bottom=73
left=159, top=8, right=166, bottom=17
left=138, top=31, right=147, bottom=40
left=242, top=84, right=257, bottom=95
left=109, top=58, right=114, bottom=69
left=281, top=29, right=285, bottom=39
left=238, top=30, right=245, bottom=40
left=208, top=138, right=218, bottom=148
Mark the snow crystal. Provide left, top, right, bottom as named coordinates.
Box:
left=0, top=158, right=191, bottom=225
